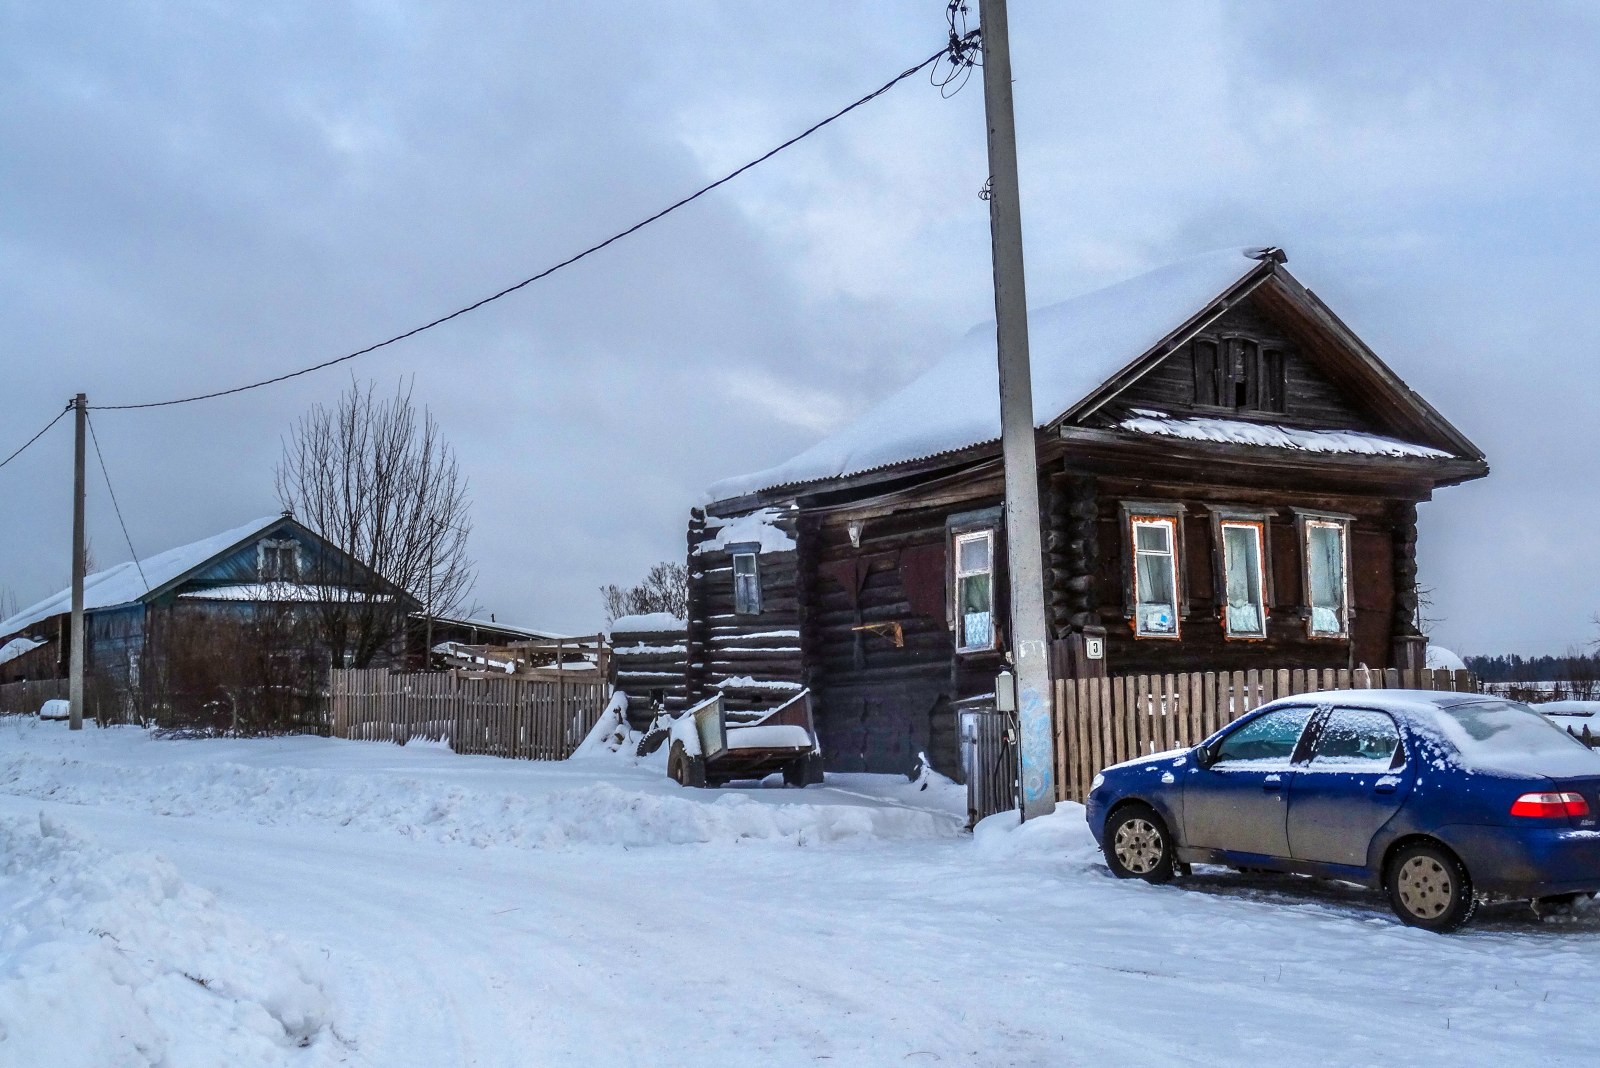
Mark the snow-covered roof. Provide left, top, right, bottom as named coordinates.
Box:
left=0, top=636, right=45, bottom=666
left=705, top=247, right=1277, bottom=502
left=178, top=584, right=395, bottom=603
left=420, top=613, right=570, bottom=641
left=608, top=613, right=687, bottom=636
left=1116, top=410, right=1452, bottom=459
left=1425, top=645, right=1468, bottom=672
left=0, top=515, right=288, bottom=639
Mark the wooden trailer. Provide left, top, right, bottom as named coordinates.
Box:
left=666, top=690, right=825, bottom=788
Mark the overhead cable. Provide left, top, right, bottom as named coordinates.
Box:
left=85, top=412, right=151, bottom=593
left=0, top=402, right=71, bottom=471
left=94, top=31, right=979, bottom=413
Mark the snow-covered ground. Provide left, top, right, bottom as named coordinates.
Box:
left=3, top=717, right=1598, bottom=1067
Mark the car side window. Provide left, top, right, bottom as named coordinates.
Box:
left=1309, top=708, right=1401, bottom=770
left=1214, top=707, right=1314, bottom=765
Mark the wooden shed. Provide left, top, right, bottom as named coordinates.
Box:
left=680, top=247, right=1488, bottom=779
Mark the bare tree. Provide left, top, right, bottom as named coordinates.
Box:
left=601, top=561, right=688, bottom=624
left=0, top=584, right=18, bottom=621
left=276, top=380, right=475, bottom=667
left=1413, top=582, right=1440, bottom=637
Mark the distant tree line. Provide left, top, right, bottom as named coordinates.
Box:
left=1464, top=651, right=1600, bottom=684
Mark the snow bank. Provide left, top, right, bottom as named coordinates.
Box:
left=1426, top=644, right=1468, bottom=672
left=0, top=813, right=339, bottom=1068
left=0, top=638, right=42, bottom=666
left=0, top=733, right=956, bottom=851
left=971, top=804, right=1103, bottom=868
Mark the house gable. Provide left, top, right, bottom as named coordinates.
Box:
left=1060, top=270, right=1485, bottom=464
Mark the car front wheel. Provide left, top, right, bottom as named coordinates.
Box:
left=1104, top=804, right=1177, bottom=884
left=1387, top=842, right=1476, bottom=933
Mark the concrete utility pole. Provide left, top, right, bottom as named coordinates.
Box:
left=979, top=0, right=1054, bottom=819
left=69, top=392, right=87, bottom=731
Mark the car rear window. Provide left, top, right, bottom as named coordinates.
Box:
left=1436, top=700, right=1592, bottom=759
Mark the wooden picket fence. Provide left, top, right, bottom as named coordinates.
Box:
left=330, top=669, right=610, bottom=760
left=0, top=678, right=70, bottom=716
left=1054, top=666, right=1479, bottom=804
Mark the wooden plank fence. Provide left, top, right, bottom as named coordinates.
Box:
left=0, top=678, right=70, bottom=716
left=1055, top=666, right=1479, bottom=804
left=329, top=669, right=610, bottom=760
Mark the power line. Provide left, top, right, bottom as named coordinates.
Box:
left=0, top=402, right=71, bottom=471
left=93, top=31, right=978, bottom=413
left=85, top=411, right=151, bottom=593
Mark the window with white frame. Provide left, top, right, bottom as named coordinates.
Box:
left=953, top=529, right=995, bottom=651
left=732, top=552, right=761, bottom=615
left=1220, top=520, right=1267, bottom=638
left=1131, top=516, right=1180, bottom=637
left=258, top=539, right=300, bottom=581
left=1305, top=519, right=1349, bottom=637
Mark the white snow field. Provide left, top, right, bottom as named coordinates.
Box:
left=2, top=718, right=1598, bottom=1067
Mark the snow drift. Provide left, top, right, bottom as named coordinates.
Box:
left=0, top=813, right=340, bottom=1068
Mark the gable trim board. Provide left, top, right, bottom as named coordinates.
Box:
left=703, top=246, right=1485, bottom=514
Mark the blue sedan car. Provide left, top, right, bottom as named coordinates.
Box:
left=1085, top=691, right=1600, bottom=932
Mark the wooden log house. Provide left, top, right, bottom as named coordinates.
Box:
left=681, top=248, right=1489, bottom=779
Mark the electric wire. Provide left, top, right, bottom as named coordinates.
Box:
left=0, top=402, right=71, bottom=471
left=94, top=31, right=980, bottom=413
left=85, top=411, right=151, bottom=593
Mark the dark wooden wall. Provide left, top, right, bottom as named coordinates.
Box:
left=685, top=508, right=806, bottom=714
left=1116, top=296, right=1380, bottom=431
left=1078, top=475, right=1401, bottom=674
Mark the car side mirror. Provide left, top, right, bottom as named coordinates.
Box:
left=1193, top=742, right=1216, bottom=769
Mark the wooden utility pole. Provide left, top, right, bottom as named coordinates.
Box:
left=69, top=392, right=87, bottom=731
left=979, top=0, right=1054, bottom=819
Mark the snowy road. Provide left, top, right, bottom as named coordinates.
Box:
left=3, top=721, right=1598, bottom=1067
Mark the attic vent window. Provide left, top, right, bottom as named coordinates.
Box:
left=732, top=552, right=762, bottom=615
left=259, top=539, right=301, bottom=582
left=1191, top=336, right=1287, bottom=415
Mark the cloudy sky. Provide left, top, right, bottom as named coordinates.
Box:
left=2, top=1, right=1597, bottom=656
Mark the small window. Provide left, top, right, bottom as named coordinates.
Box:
left=1190, top=336, right=1289, bottom=415
left=732, top=553, right=761, bottom=615
left=259, top=540, right=300, bottom=581
left=954, top=530, right=994, bottom=651
left=1220, top=520, right=1267, bottom=638
left=1192, top=339, right=1221, bottom=406
left=1131, top=516, right=1180, bottom=638
left=1309, top=709, right=1401, bottom=770
left=1305, top=520, right=1349, bottom=637
left=1214, top=707, right=1314, bottom=765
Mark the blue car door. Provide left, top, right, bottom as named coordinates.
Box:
left=1184, top=706, right=1315, bottom=859
left=1287, top=707, right=1414, bottom=869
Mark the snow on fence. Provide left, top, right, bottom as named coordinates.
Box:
left=0, top=678, right=70, bottom=716
left=1054, top=666, right=1478, bottom=804
left=329, top=669, right=610, bottom=760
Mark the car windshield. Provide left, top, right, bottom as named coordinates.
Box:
left=1435, top=700, right=1591, bottom=760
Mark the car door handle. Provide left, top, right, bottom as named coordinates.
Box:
left=1262, top=774, right=1284, bottom=791
left=1373, top=781, right=1398, bottom=795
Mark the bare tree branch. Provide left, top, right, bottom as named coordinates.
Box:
left=276, top=380, right=475, bottom=667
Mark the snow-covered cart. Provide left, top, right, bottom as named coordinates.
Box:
left=667, top=691, right=824, bottom=788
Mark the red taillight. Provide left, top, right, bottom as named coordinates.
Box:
left=1510, top=792, right=1592, bottom=818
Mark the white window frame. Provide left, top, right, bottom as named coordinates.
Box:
left=257, top=539, right=301, bottom=582
left=1131, top=515, right=1181, bottom=639
left=1219, top=519, right=1268, bottom=639
left=953, top=529, right=997, bottom=653
left=732, top=552, right=761, bottom=615
left=1303, top=517, right=1351, bottom=639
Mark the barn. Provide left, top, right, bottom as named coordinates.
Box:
left=672, top=247, right=1489, bottom=779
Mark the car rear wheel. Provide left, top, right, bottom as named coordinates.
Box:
left=667, top=741, right=707, bottom=788
left=1387, top=842, right=1476, bottom=933
left=1104, top=804, right=1177, bottom=884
